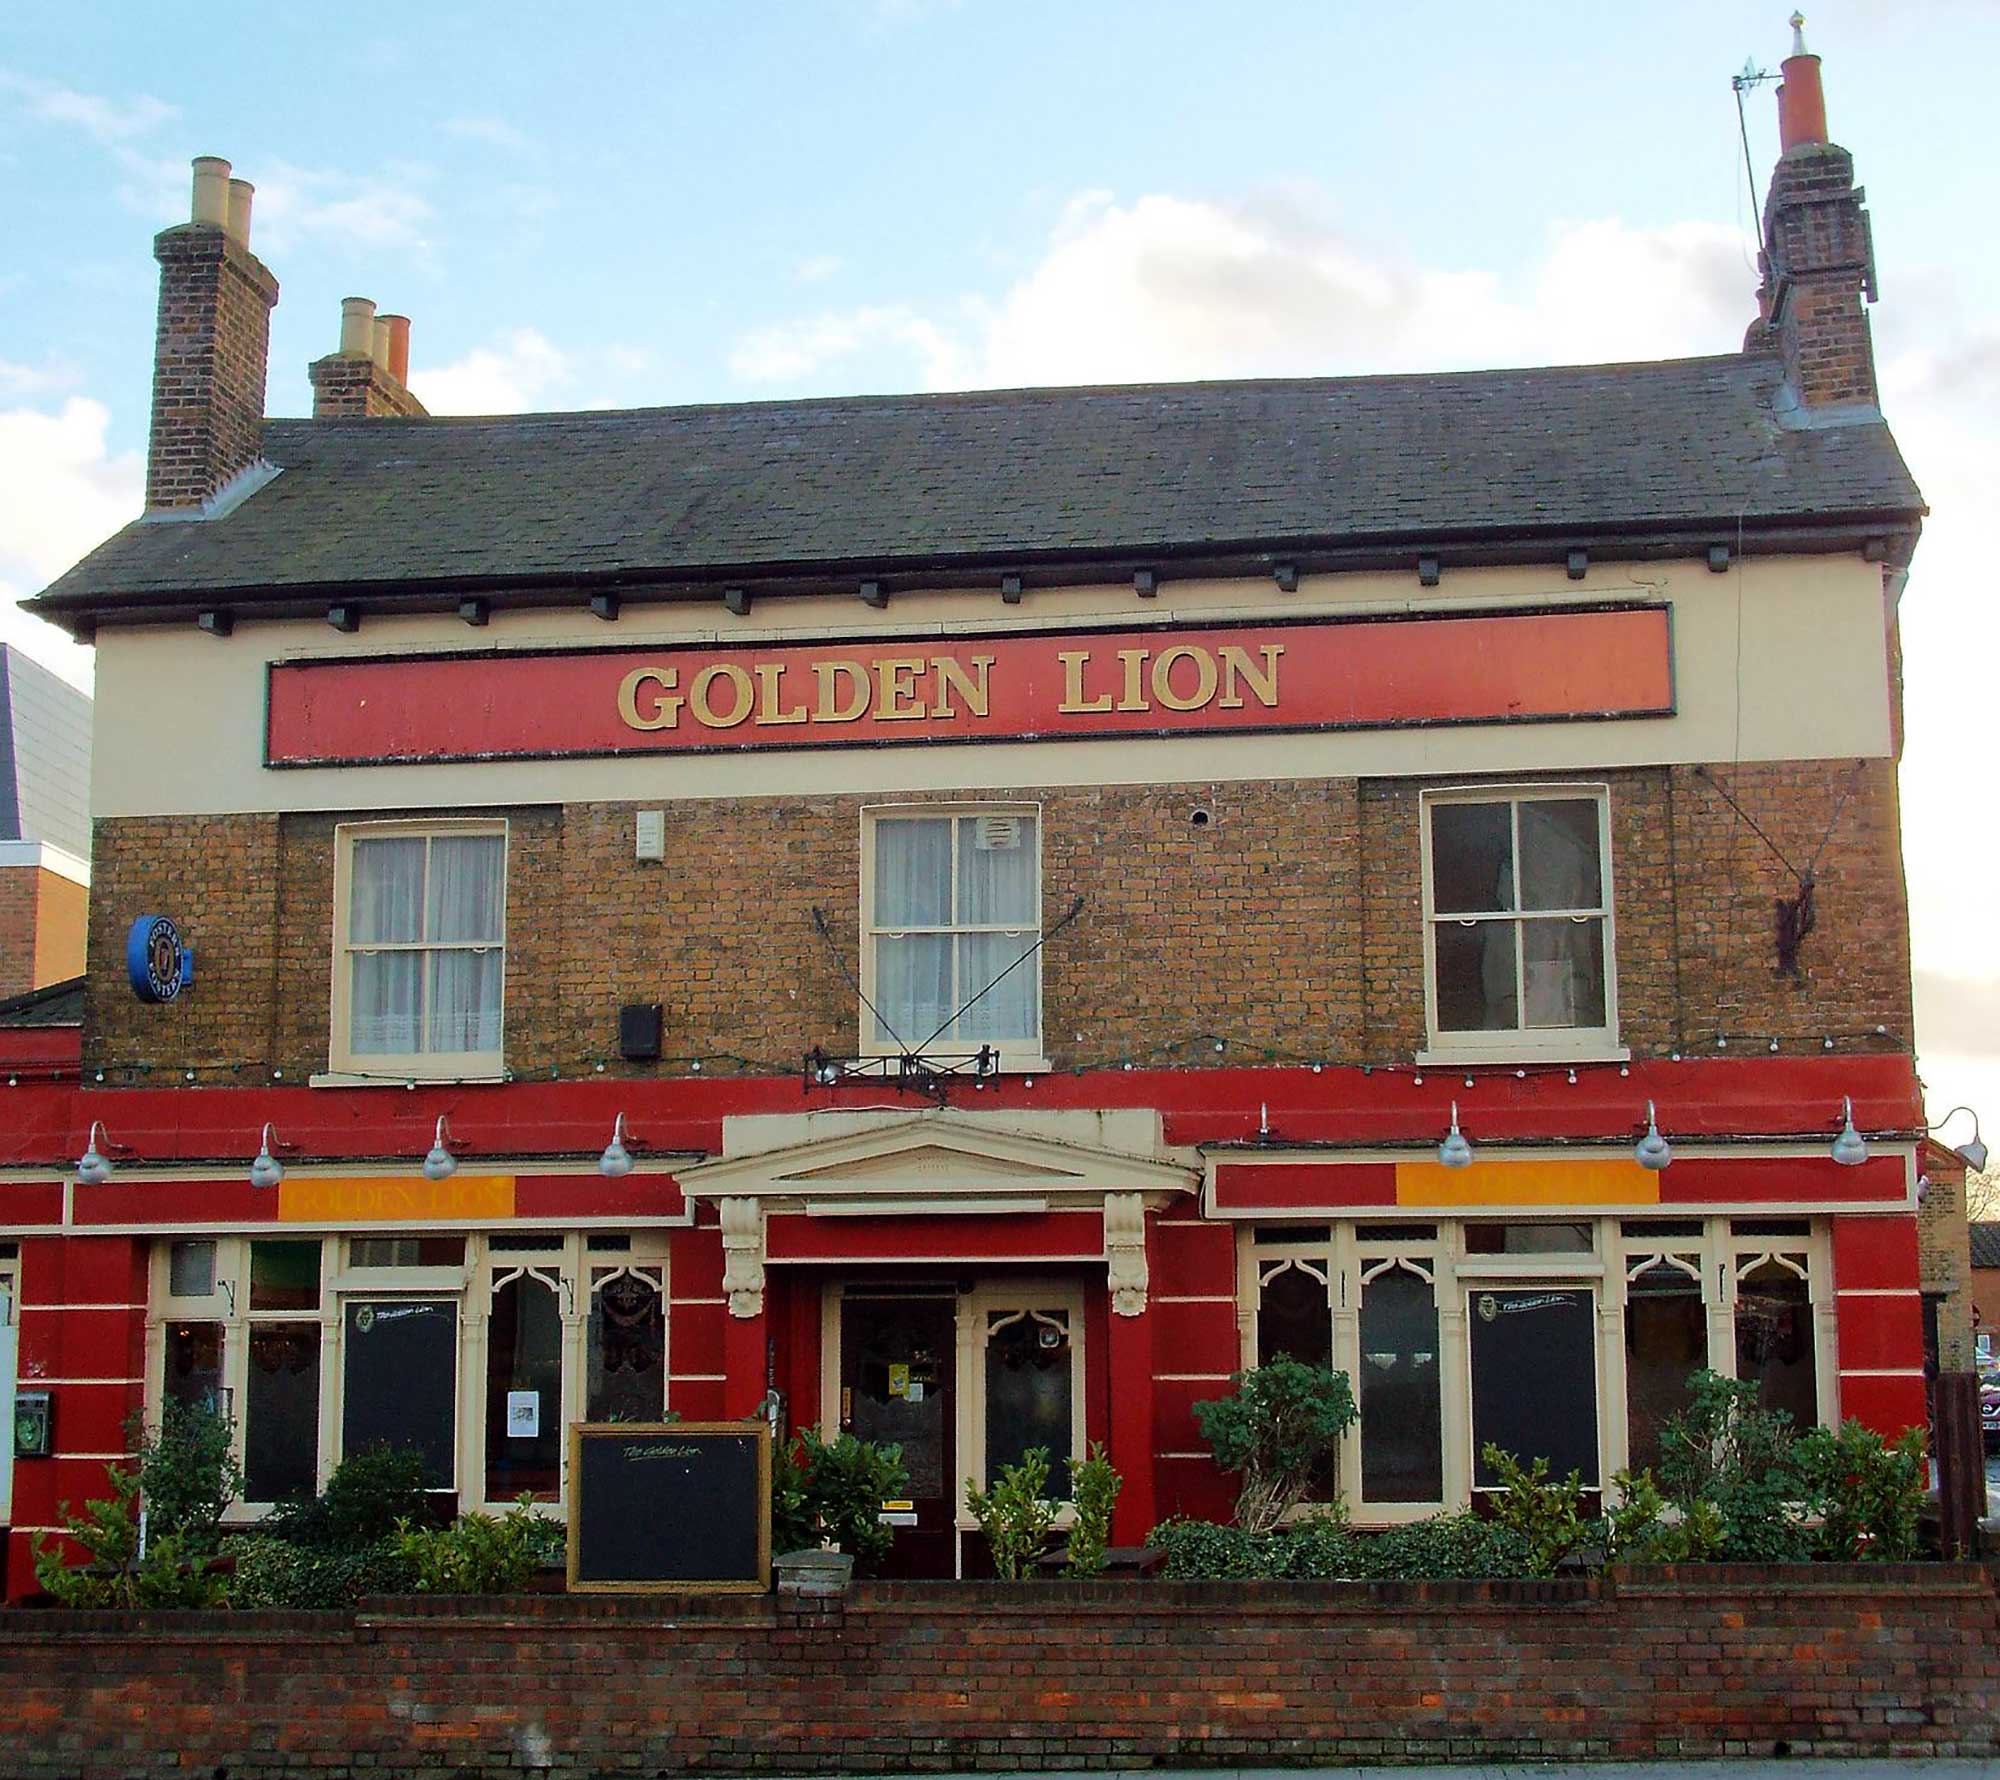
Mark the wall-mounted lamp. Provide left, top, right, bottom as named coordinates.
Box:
left=599, top=1113, right=636, bottom=1178
left=1634, top=1101, right=1673, bottom=1172
left=423, top=1114, right=461, bottom=1182
left=1831, top=1096, right=1869, bottom=1167
left=76, top=1120, right=117, bottom=1186
left=1438, top=1101, right=1473, bottom=1170
left=250, top=1123, right=284, bottom=1190
left=1930, top=1105, right=1988, bottom=1174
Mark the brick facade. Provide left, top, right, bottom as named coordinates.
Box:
left=1919, top=1142, right=1976, bottom=1371
left=1759, top=142, right=1878, bottom=409
left=0, top=864, right=85, bottom=1000
left=306, top=353, right=428, bottom=420
left=81, top=759, right=1914, bottom=1085
left=144, top=226, right=277, bottom=511
left=2, top=1571, right=1997, bottom=1775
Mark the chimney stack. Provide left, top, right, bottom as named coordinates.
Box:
left=1749, top=15, right=1880, bottom=411
left=145, top=156, right=280, bottom=510
left=309, top=297, right=428, bottom=420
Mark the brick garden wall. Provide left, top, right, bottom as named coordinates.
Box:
left=2, top=1568, right=1996, bottom=1776
left=81, top=758, right=1912, bottom=1084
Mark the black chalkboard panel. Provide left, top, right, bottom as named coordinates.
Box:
left=568, top=1422, right=771, bottom=1593
left=1469, top=1287, right=1600, bottom=1487
left=343, top=1298, right=457, bottom=1489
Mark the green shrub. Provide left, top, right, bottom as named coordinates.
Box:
left=393, top=1497, right=554, bottom=1594
left=32, top=1465, right=226, bottom=1609
left=220, top=1533, right=414, bottom=1608
left=1062, top=1443, right=1123, bottom=1578
left=264, top=1445, right=430, bottom=1547
left=966, top=1446, right=1058, bottom=1579
left=1149, top=1508, right=1534, bottom=1581
left=1795, top=1419, right=1927, bottom=1560
left=1656, top=1370, right=1815, bottom=1561
left=1479, top=1445, right=1594, bottom=1576
left=771, top=1429, right=909, bottom=1575
left=1603, top=1468, right=1725, bottom=1563
left=1192, top=1356, right=1358, bottom=1533
left=134, top=1401, right=241, bottom=1548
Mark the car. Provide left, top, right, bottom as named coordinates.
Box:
left=1980, top=1374, right=2000, bottom=1456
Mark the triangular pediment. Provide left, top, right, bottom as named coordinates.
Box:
left=677, top=1111, right=1197, bottom=1208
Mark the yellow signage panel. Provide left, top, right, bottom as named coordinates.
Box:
left=277, top=1175, right=516, bottom=1223
left=1395, top=1158, right=1659, bottom=1208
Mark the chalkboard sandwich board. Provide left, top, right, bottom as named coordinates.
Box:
left=568, top=1421, right=772, bottom=1594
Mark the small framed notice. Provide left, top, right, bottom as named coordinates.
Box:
left=506, top=1391, right=540, bottom=1439
left=567, top=1422, right=772, bottom=1594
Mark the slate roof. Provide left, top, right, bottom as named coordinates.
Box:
left=0, top=975, right=83, bottom=1028
left=30, top=352, right=1924, bottom=626
left=1972, top=1223, right=2000, bottom=1271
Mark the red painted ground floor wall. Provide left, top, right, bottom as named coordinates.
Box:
left=0, top=1056, right=1929, bottom=1594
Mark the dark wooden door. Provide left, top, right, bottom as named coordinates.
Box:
left=839, top=1292, right=957, bottom=1578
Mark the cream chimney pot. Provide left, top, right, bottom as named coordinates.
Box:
left=370, top=316, right=392, bottom=371
left=225, top=178, right=254, bottom=247
left=339, top=297, right=378, bottom=358
left=190, top=157, right=231, bottom=228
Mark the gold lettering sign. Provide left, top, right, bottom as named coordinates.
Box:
left=277, top=1175, right=517, bottom=1223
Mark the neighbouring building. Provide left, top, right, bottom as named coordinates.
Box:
left=1, top=34, right=1941, bottom=1589
left=0, top=644, right=90, bottom=1002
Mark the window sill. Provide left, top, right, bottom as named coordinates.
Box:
left=1415, top=1040, right=1629, bottom=1069
left=310, top=1069, right=511, bottom=1089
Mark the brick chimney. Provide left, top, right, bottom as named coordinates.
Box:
left=146, top=156, right=280, bottom=510
left=1748, top=15, right=1880, bottom=410
left=308, top=297, right=429, bottom=419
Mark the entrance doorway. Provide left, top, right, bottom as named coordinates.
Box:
left=837, top=1289, right=957, bottom=1579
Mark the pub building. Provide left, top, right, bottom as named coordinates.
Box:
left=0, top=34, right=1937, bottom=1587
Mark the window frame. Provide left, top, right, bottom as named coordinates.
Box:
left=1417, top=783, right=1624, bottom=1065
left=858, top=802, right=1048, bottom=1069
left=1240, top=1214, right=1835, bottom=1523
left=329, top=817, right=510, bottom=1081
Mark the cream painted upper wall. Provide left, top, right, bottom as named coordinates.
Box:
left=93, top=557, right=1892, bottom=818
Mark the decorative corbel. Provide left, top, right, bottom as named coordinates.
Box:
left=1104, top=1192, right=1150, bottom=1317
left=719, top=1196, right=767, bottom=1320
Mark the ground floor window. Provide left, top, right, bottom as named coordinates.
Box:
left=148, top=1229, right=671, bottom=1514
left=1242, top=1214, right=1833, bottom=1518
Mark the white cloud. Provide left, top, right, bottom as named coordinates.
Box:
left=252, top=159, right=434, bottom=252
left=0, top=395, right=134, bottom=692
left=0, top=69, right=174, bottom=145
left=733, top=190, right=1755, bottom=393
left=793, top=254, right=846, bottom=286
left=410, top=329, right=571, bottom=415
left=443, top=114, right=531, bottom=151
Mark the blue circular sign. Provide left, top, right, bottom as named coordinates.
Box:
left=126, top=914, right=190, bottom=1003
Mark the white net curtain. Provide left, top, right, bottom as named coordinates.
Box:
left=349, top=832, right=505, bottom=1056
left=872, top=814, right=1039, bottom=1048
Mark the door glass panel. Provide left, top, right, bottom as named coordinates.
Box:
left=1624, top=1262, right=1707, bottom=1473
left=1257, top=1263, right=1330, bottom=1368
left=1736, top=1260, right=1818, bottom=1430
left=844, top=1297, right=954, bottom=1500
left=984, top=1310, right=1073, bottom=1494
left=246, top=1324, right=320, bottom=1502
left=165, top=1321, right=223, bottom=1412
left=587, top=1271, right=665, bottom=1423
left=168, top=1241, right=216, bottom=1299
left=486, top=1274, right=563, bottom=1500
left=1359, top=1267, right=1443, bottom=1503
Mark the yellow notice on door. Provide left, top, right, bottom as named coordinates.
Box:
left=887, top=1362, right=911, bottom=1398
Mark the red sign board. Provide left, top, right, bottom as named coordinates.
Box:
left=265, top=605, right=1673, bottom=767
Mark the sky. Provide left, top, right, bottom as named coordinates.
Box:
left=0, top=0, right=1994, bottom=1140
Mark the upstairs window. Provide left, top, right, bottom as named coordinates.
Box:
left=1421, top=788, right=1618, bottom=1059
left=863, top=809, right=1042, bottom=1060
left=333, top=822, right=507, bottom=1077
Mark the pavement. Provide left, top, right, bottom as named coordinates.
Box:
left=842, top=1767, right=2000, bottom=1779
